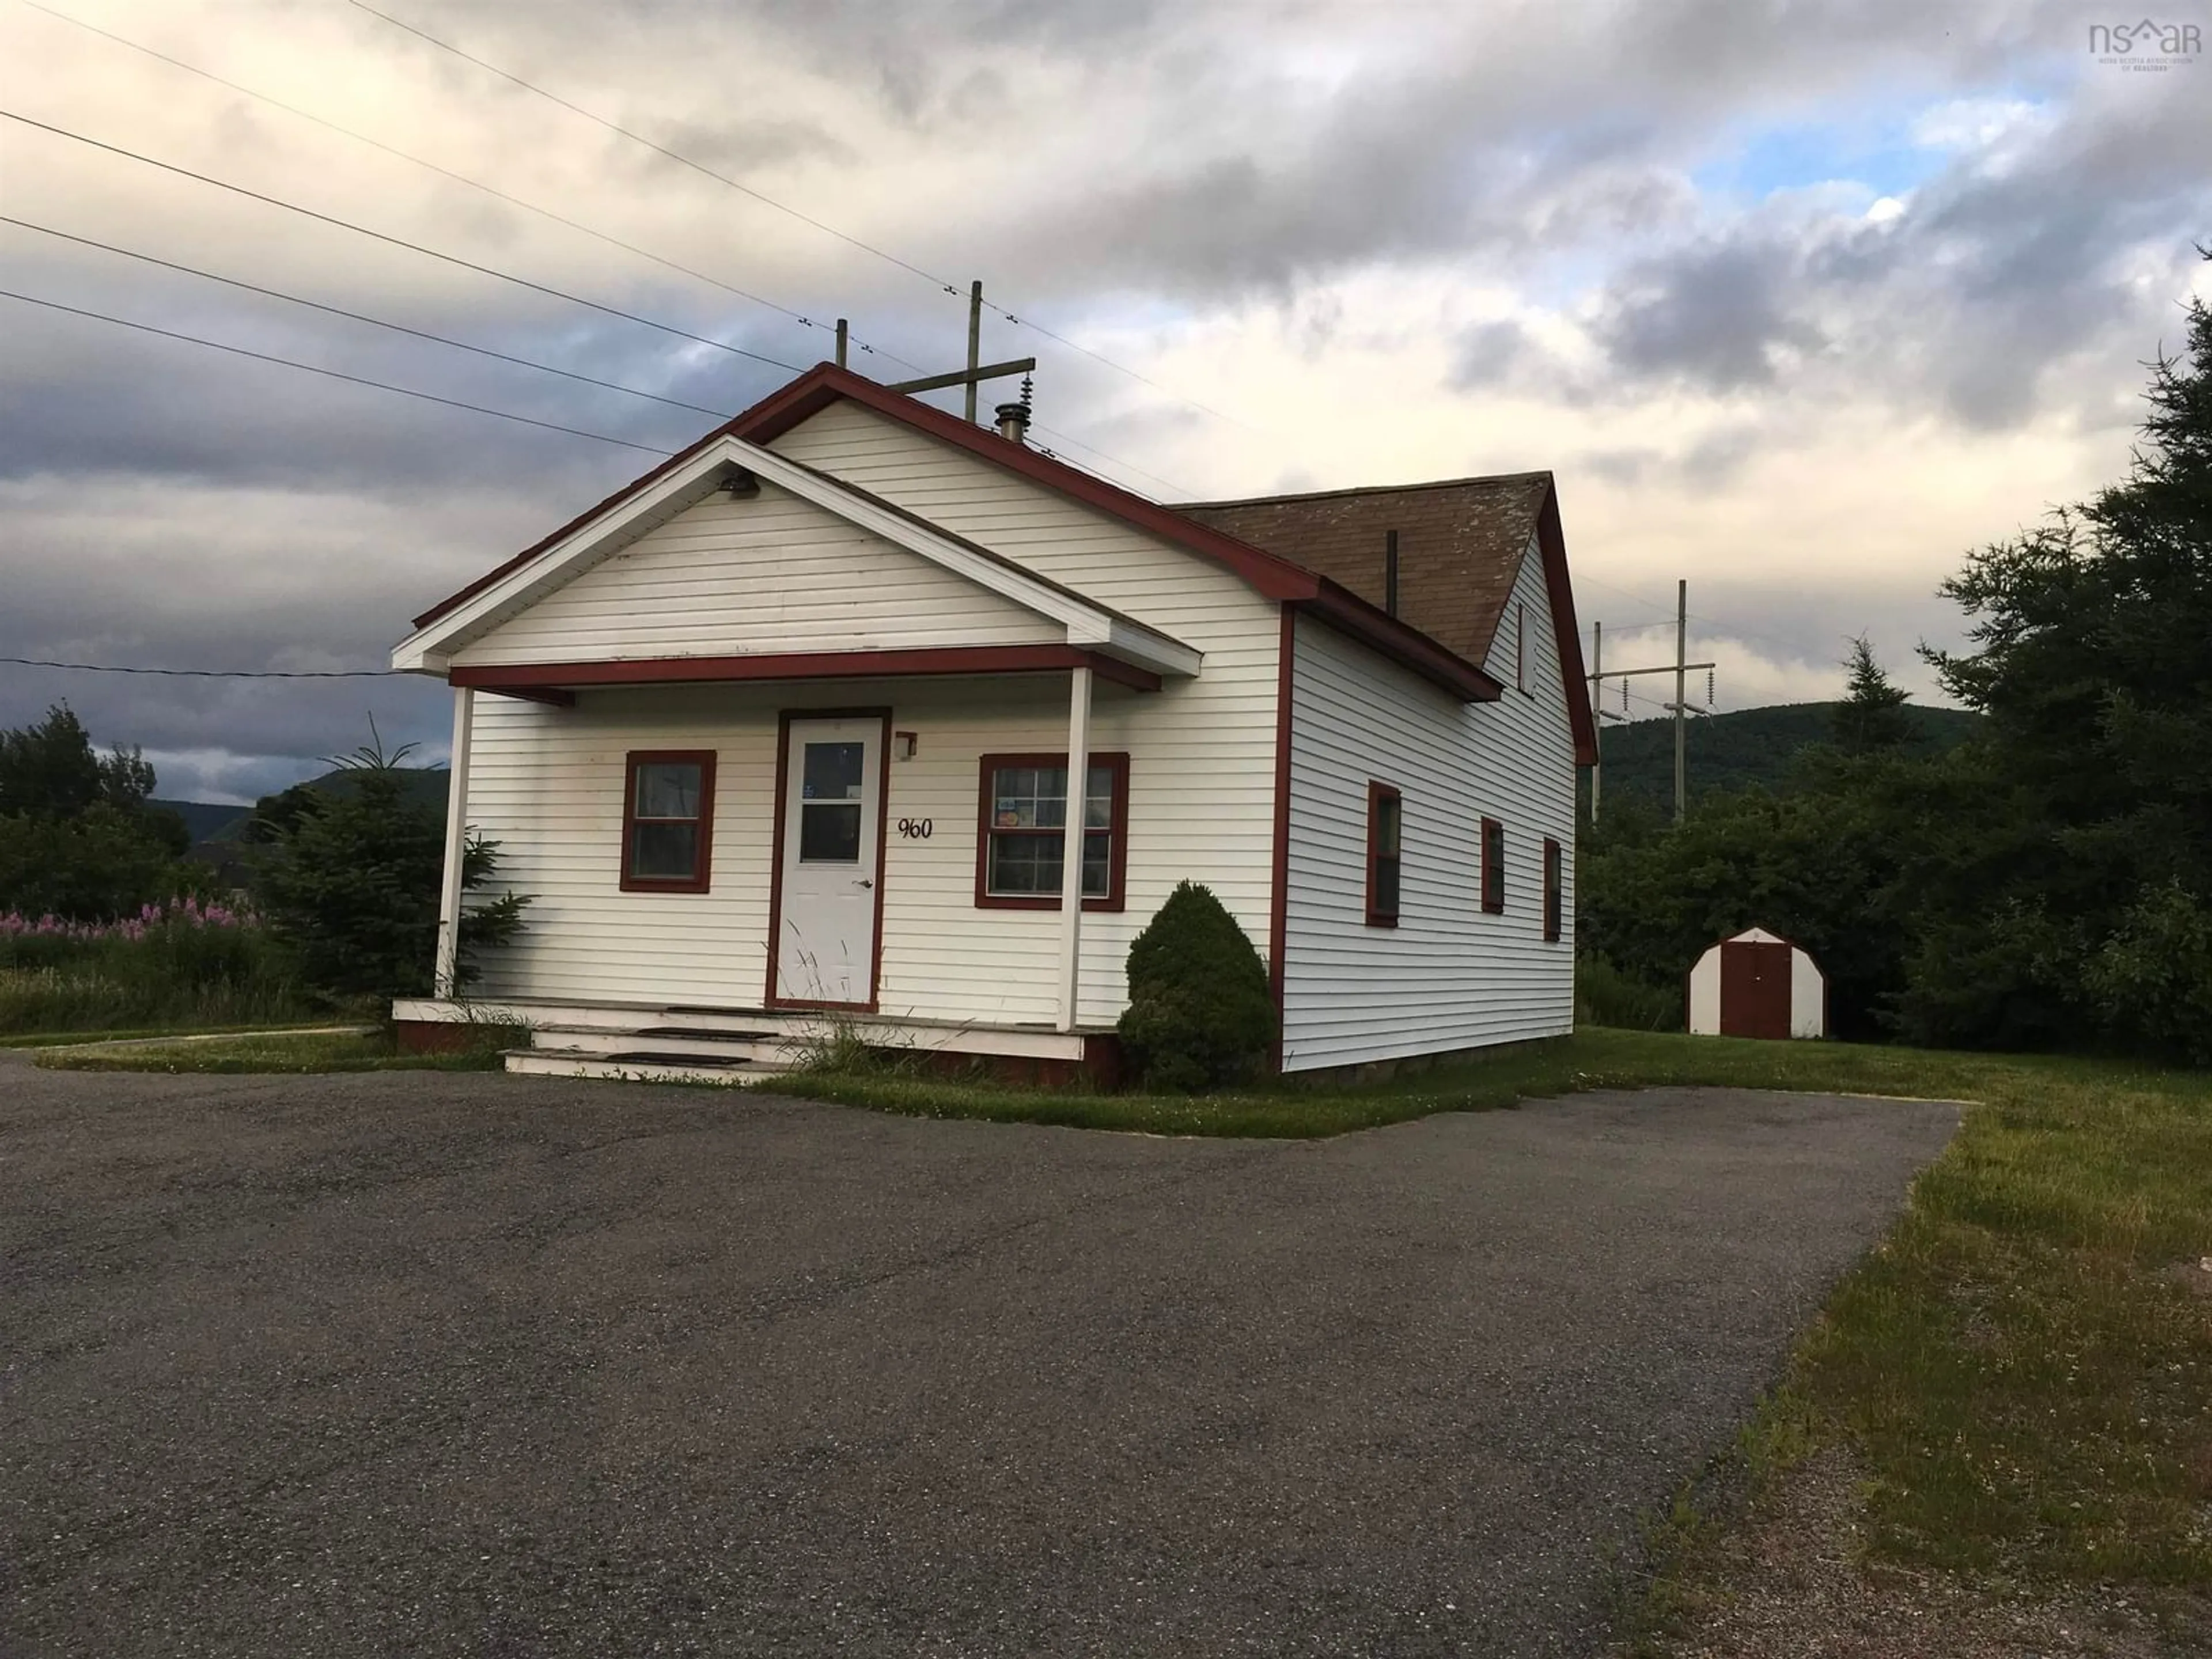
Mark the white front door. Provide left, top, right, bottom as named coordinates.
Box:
left=775, top=716, right=884, bottom=1006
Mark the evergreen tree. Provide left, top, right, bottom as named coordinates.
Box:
left=250, top=728, right=527, bottom=1002
left=1914, top=257, right=2212, bottom=1055
left=1830, top=637, right=1916, bottom=756
left=1118, top=881, right=1275, bottom=1091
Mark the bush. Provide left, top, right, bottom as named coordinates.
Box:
left=1575, top=955, right=1682, bottom=1031
left=1117, top=881, right=1275, bottom=1093
left=2084, top=881, right=2212, bottom=1066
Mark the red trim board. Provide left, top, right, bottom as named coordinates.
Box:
left=448, top=645, right=1162, bottom=695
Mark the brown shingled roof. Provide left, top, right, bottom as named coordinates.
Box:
left=1178, top=472, right=1552, bottom=666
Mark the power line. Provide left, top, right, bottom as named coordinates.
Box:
left=16, top=5, right=1209, bottom=490
left=1028, top=423, right=1194, bottom=499
left=3, top=656, right=397, bottom=679
left=9, top=19, right=1205, bottom=495
left=1584, top=570, right=1836, bottom=672
left=0, top=289, right=675, bottom=454
left=3, top=100, right=1176, bottom=490
left=6, top=218, right=1195, bottom=509
left=0, top=110, right=806, bottom=374
left=11, top=0, right=920, bottom=370
left=343, top=0, right=1268, bottom=436
left=2, top=217, right=734, bottom=420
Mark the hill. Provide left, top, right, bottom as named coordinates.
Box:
left=1589, top=702, right=1978, bottom=809
left=156, top=768, right=452, bottom=849
left=148, top=798, right=251, bottom=843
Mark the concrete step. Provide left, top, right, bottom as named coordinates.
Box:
left=530, top=1023, right=797, bottom=1063
left=503, top=1047, right=791, bottom=1086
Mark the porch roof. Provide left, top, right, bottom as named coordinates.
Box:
left=445, top=644, right=1166, bottom=704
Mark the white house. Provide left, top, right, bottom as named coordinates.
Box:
left=389, top=363, right=1597, bottom=1082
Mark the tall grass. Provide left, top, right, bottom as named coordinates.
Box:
left=0, top=899, right=309, bottom=1035
left=1576, top=954, right=1684, bottom=1031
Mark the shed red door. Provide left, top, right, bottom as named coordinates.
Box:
left=1719, top=941, right=1791, bottom=1039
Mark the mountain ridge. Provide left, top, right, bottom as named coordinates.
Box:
left=1588, top=700, right=1978, bottom=809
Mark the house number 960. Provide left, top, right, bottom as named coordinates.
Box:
left=896, top=817, right=933, bottom=839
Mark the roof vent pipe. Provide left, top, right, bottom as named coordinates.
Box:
left=995, top=374, right=1034, bottom=444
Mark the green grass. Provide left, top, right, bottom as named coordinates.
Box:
left=0, top=1020, right=357, bottom=1050
left=32, top=1028, right=512, bottom=1074
left=789, top=1030, right=2212, bottom=1594
left=772, top=1028, right=2016, bottom=1139
left=0, top=925, right=310, bottom=1037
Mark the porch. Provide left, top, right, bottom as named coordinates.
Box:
left=392, top=995, right=1114, bottom=1085
left=385, top=431, right=1267, bottom=1054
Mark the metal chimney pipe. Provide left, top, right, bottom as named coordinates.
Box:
left=995, top=400, right=1031, bottom=444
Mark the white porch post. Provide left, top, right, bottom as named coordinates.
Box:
left=433, top=685, right=475, bottom=998
left=1056, top=664, right=1093, bottom=1032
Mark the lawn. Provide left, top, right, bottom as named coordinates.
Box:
left=0, top=1019, right=353, bottom=1050
left=33, top=1028, right=512, bottom=1074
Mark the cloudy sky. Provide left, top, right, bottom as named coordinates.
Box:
left=2, top=0, right=2206, bottom=802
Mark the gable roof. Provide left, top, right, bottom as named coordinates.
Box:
left=1179, top=474, right=1548, bottom=664
left=392, top=433, right=1201, bottom=680
left=409, top=362, right=1503, bottom=704
left=1181, top=474, right=1598, bottom=764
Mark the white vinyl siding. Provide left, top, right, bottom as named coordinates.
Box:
left=462, top=671, right=1255, bottom=1025
left=769, top=402, right=1283, bottom=1018
left=450, top=482, right=1055, bottom=667
left=458, top=400, right=1284, bottom=1026
left=1280, top=538, right=1575, bottom=1071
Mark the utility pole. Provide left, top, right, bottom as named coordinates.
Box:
left=834, top=319, right=847, bottom=367
left=1584, top=596, right=1714, bottom=824
left=965, top=279, right=983, bottom=424
left=1674, top=579, right=1688, bottom=823
left=881, top=279, right=1037, bottom=422
left=1589, top=619, right=1603, bottom=823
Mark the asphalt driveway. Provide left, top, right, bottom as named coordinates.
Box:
left=0, top=1055, right=1957, bottom=1657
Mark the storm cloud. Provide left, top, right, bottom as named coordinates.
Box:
left=1, top=0, right=2205, bottom=800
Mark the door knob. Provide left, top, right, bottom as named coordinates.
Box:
left=855, top=878, right=874, bottom=889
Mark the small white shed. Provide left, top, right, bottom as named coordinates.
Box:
left=1687, top=927, right=1826, bottom=1040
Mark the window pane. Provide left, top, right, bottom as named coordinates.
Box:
left=992, top=764, right=1067, bottom=831
left=990, top=832, right=1060, bottom=894
left=1377, top=794, right=1400, bottom=857
left=1374, top=854, right=1400, bottom=917
left=630, top=821, right=698, bottom=880
left=635, top=762, right=701, bottom=820
left=988, top=829, right=1112, bottom=899
left=802, top=741, right=866, bottom=802
left=1084, top=764, right=1113, bottom=828
left=799, top=801, right=862, bottom=863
